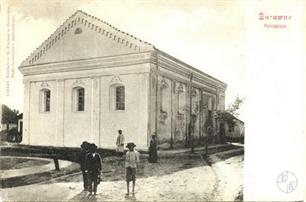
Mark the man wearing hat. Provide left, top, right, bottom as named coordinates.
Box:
left=80, top=141, right=90, bottom=190
left=125, top=142, right=140, bottom=195
left=85, top=143, right=102, bottom=195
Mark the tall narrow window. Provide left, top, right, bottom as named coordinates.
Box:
left=45, top=90, right=50, bottom=112
left=77, top=88, right=85, bottom=111
left=40, top=89, right=51, bottom=112
left=115, top=86, right=125, bottom=110
left=73, top=87, right=85, bottom=112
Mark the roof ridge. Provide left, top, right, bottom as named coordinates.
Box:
left=21, top=10, right=153, bottom=66
left=21, top=11, right=80, bottom=66
left=79, top=10, right=152, bottom=45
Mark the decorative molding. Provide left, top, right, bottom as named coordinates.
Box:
left=156, top=69, right=217, bottom=94
left=74, top=27, right=82, bottom=34
left=21, top=10, right=152, bottom=66
left=176, top=82, right=184, bottom=94
left=191, top=88, right=198, bottom=97
left=40, top=81, right=49, bottom=88
left=152, top=53, right=227, bottom=90
left=110, top=75, right=122, bottom=84
left=191, top=100, right=199, bottom=115
left=19, top=51, right=152, bottom=76
left=160, top=77, right=169, bottom=89
left=159, top=110, right=168, bottom=124
left=155, top=51, right=227, bottom=88
left=72, top=79, right=85, bottom=86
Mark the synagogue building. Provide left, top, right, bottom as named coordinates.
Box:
left=19, top=10, right=227, bottom=149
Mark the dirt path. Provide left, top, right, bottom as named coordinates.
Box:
left=1, top=149, right=244, bottom=201
left=1, top=154, right=217, bottom=201
left=209, top=149, right=244, bottom=201
left=68, top=158, right=217, bottom=201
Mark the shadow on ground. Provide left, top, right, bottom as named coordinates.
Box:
left=1, top=162, right=79, bottom=188
left=46, top=154, right=208, bottom=184
left=1, top=144, right=243, bottom=188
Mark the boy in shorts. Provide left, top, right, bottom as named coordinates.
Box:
left=125, top=142, right=140, bottom=195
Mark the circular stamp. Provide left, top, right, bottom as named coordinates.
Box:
left=276, top=171, right=298, bottom=193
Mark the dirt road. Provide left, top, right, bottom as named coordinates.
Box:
left=1, top=150, right=244, bottom=201
left=210, top=149, right=244, bottom=201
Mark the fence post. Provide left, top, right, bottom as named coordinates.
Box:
left=53, top=157, right=60, bottom=171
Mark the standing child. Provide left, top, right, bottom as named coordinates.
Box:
left=125, top=142, right=140, bottom=196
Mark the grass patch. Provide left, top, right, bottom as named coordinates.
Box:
left=0, top=157, right=49, bottom=170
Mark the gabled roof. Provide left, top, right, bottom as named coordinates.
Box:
left=20, top=10, right=154, bottom=67
left=20, top=10, right=226, bottom=88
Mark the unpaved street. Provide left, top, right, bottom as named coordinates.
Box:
left=1, top=151, right=243, bottom=201
left=210, top=150, right=244, bottom=201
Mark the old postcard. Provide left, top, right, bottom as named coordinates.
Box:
left=0, top=0, right=305, bottom=201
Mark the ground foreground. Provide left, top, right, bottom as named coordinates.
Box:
left=1, top=151, right=243, bottom=201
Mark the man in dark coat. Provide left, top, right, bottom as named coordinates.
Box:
left=148, top=134, right=158, bottom=163
left=85, top=143, right=102, bottom=195
left=80, top=141, right=90, bottom=190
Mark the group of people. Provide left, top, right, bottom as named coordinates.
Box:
left=116, top=130, right=158, bottom=164
left=80, top=142, right=102, bottom=195
left=79, top=129, right=159, bottom=196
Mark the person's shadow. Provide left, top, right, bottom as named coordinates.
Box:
left=86, top=195, right=98, bottom=202
left=69, top=191, right=98, bottom=202
left=70, top=191, right=137, bottom=201
left=124, top=194, right=137, bottom=201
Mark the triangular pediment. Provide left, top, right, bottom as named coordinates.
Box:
left=20, top=10, right=154, bottom=67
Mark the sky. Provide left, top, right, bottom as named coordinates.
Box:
left=2, top=0, right=246, bottom=119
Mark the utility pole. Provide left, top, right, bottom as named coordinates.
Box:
left=205, top=128, right=208, bottom=158
left=155, top=52, right=159, bottom=140
left=189, top=73, right=194, bottom=153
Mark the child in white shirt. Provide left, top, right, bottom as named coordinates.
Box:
left=125, top=142, right=140, bottom=195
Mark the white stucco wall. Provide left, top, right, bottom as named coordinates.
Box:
left=63, top=78, right=93, bottom=147
left=22, top=62, right=150, bottom=149
left=99, top=73, right=149, bottom=149
left=27, top=81, right=57, bottom=146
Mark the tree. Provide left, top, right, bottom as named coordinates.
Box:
left=1, top=105, right=19, bottom=131
left=216, top=97, right=245, bottom=135
left=226, top=97, right=245, bottom=117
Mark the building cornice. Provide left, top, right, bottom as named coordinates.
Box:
left=19, top=51, right=153, bottom=76
left=20, top=49, right=227, bottom=95
left=151, top=50, right=227, bottom=91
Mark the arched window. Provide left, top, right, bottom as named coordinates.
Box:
left=73, top=87, right=85, bottom=111
left=115, top=86, right=125, bottom=110
left=40, top=89, right=51, bottom=112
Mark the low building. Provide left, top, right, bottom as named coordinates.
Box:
left=19, top=10, right=227, bottom=149
left=217, top=111, right=244, bottom=143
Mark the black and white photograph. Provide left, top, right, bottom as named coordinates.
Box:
left=0, top=0, right=305, bottom=201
